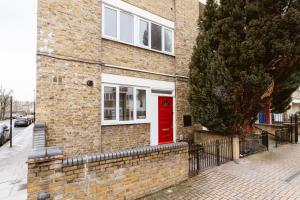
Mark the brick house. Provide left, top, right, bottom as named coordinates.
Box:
left=36, top=0, right=204, bottom=157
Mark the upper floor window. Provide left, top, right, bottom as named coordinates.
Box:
left=120, top=11, right=134, bottom=43
left=164, top=28, right=173, bottom=53
left=102, top=4, right=174, bottom=55
left=104, top=7, right=117, bottom=38
left=151, top=23, right=162, bottom=51
left=139, top=20, right=149, bottom=47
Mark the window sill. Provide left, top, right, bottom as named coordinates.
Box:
left=101, top=120, right=151, bottom=126
left=102, top=36, right=175, bottom=57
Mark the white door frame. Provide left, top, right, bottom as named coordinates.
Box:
left=150, top=92, right=176, bottom=146
left=101, top=73, right=176, bottom=145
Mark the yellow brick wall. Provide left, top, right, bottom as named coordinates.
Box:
left=63, top=147, right=188, bottom=200
left=174, top=0, right=200, bottom=76
left=37, top=0, right=101, bottom=61
left=36, top=56, right=102, bottom=156
left=123, top=0, right=175, bottom=21
left=36, top=0, right=202, bottom=156
left=101, top=124, right=150, bottom=152
left=27, top=145, right=189, bottom=200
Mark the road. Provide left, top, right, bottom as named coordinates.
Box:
left=0, top=120, right=28, bottom=140
left=0, top=121, right=33, bottom=200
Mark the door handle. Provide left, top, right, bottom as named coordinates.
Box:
left=162, top=128, right=170, bottom=132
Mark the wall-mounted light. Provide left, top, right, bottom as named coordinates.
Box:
left=87, top=80, right=94, bottom=87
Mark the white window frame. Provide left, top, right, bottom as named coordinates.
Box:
left=135, top=87, right=148, bottom=120
left=138, top=18, right=150, bottom=48
left=102, top=3, right=175, bottom=56
left=103, top=85, right=117, bottom=122
left=150, top=22, right=163, bottom=52
left=102, top=84, right=151, bottom=125
left=103, top=6, right=118, bottom=40
left=119, top=10, right=135, bottom=44
left=163, top=27, right=174, bottom=53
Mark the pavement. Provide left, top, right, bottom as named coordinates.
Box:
left=0, top=121, right=299, bottom=200
left=0, top=123, right=33, bottom=200
left=143, top=143, right=300, bottom=200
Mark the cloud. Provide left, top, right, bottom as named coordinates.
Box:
left=0, top=0, right=37, bottom=101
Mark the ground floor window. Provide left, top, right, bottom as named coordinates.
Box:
left=102, top=84, right=149, bottom=125
left=119, top=86, right=134, bottom=121
left=104, top=86, right=116, bottom=120
left=136, top=89, right=146, bottom=119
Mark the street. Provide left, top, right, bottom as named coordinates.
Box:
left=1, top=119, right=28, bottom=140
left=0, top=121, right=33, bottom=200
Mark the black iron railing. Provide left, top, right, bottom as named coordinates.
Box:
left=239, top=132, right=268, bottom=157
left=188, top=138, right=233, bottom=177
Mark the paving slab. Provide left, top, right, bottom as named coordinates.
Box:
left=142, top=143, right=300, bottom=200
left=0, top=125, right=33, bottom=200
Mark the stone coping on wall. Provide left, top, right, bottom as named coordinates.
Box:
left=63, top=142, right=188, bottom=167
left=195, top=128, right=230, bottom=136
left=255, top=123, right=285, bottom=127
left=32, top=121, right=47, bottom=149
left=28, top=121, right=64, bottom=163
left=28, top=147, right=63, bottom=161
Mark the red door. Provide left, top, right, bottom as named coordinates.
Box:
left=158, top=96, right=173, bottom=144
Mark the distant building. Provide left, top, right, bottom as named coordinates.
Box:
left=12, top=101, right=34, bottom=115
left=286, top=89, right=300, bottom=116
left=258, top=89, right=300, bottom=124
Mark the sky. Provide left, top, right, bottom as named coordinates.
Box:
left=0, top=0, right=37, bottom=101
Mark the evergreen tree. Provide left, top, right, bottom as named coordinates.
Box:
left=189, top=0, right=300, bottom=135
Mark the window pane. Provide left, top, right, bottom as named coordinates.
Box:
left=119, top=87, right=134, bottom=121
left=120, top=12, right=134, bottom=43
left=139, top=20, right=149, bottom=46
left=104, top=86, right=116, bottom=120
left=136, top=90, right=146, bottom=119
left=104, top=7, right=117, bottom=38
left=151, top=23, right=162, bottom=51
left=164, top=29, right=173, bottom=52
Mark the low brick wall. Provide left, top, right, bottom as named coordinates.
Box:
left=254, top=123, right=284, bottom=135
left=194, top=130, right=230, bottom=143
left=28, top=139, right=188, bottom=200
left=27, top=148, right=64, bottom=200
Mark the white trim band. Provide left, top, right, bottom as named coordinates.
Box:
left=103, top=63, right=188, bottom=79
left=102, top=73, right=176, bottom=91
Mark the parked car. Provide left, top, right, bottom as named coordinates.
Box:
left=25, top=115, right=34, bottom=124
left=0, top=124, right=9, bottom=145
left=14, top=117, right=30, bottom=127
left=4, top=114, right=21, bottom=120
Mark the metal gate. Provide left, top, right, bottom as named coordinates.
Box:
left=274, top=114, right=299, bottom=146
left=288, top=114, right=298, bottom=144
left=188, top=138, right=233, bottom=177
left=239, top=132, right=269, bottom=157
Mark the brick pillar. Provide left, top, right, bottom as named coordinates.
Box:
left=232, top=136, right=240, bottom=161
left=27, top=148, right=64, bottom=200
